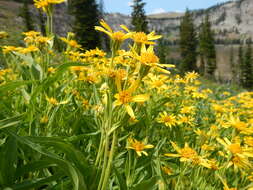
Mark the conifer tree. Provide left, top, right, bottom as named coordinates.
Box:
left=229, top=46, right=237, bottom=83
left=157, top=39, right=169, bottom=64
left=179, top=9, right=198, bottom=73
left=243, top=39, right=253, bottom=89
left=70, top=0, right=101, bottom=49
left=98, top=0, right=110, bottom=51
left=20, top=0, right=34, bottom=31
left=199, top=14, right=216, bottom=77
left=38, top=10, right=46, bottom=36
left=131, top=0, right=148, bottom=32
left=238, top=43, right=245, bottom=85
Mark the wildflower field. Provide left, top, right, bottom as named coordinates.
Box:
left=1, top=1, right=253, bottom=190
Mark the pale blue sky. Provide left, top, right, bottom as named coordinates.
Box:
left=103, top=0, right=231, bottom=15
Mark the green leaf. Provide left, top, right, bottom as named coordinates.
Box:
left=13, top=52, right=34, bottom=67
left=0, top=136, right=17, bottom=186
left=31, top=63, right=43, bottom=81
left=131, top=176, right=160, bottom=190
left=0, top=81, right=32, bottom=93
left=114, top=166, right=127, bottom=190
left=11, top=173, right=64, bottom=190
left=5, top=130, right=87, bottom=190
left=15, top=160, right=57, bottom=178
left=0, top=115, right=24, bottom=130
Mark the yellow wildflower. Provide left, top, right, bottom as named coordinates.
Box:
left=0, top=31, right=9, bottom=39
left=126, top=138, right=154, bottom=157
left=156, top=111, right=177, bottom=128
left=34, top=0, right=65, bottom=12
left=48, top=67, right=56, bottom=73
left=95, top=20, right=130, bottom=43
left=40, top=116, right=49, bottom=124
left=165, top=142, right=198, bottom=162
left=114, top=80, right=149, bottom=119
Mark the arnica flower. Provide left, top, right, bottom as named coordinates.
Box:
left=114, top=80, right=149, bottom=119
left=180, top=106, right=195, bottom=114
left=126, top=138, right=154, bottom=157
left=165, top=142, right=198, bottom=162
left=0, top=31, right=9, bottom=39
left=156, top=111, right=177, bottom=128
left=40, top=116, right=49, bottom=124
left=46, top=97, right=68, bottom=106
left=48, top=67, right=56, bottom=73
left=34, top=0, right=65, bottom=12
left=95, top=20, right=130, bottom=43
left=244, top=136, right=253, bottom=147
left=2, top=46, right=18, bottom=54
left=184, top=71, right=199, bottom=83
left=217, top=137, right=253, bottom=157
left=60, top=37, right=81, bottom=49
left=227, top=116, right=253, bottom=134
left=161, top=166, right=173, bottom=175
left=17, top=46, right=39, bottom=54
left=120, top=25, right=162, bottom=45
left=217, top=137, right=253, bottom=170
left=178, top=115, right=195, bottom=126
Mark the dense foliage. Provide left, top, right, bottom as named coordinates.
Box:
left=199, top=14, right=217, bottom=78
left=131, top=0, right=148, bottom=33
left=179, top=9, right=198, bottom=73
left=69, top=0, right=101, bottom=49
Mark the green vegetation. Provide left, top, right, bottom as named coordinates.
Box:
left=69, top=0, right=101, bottom=49
left=19, top=0, right=34, bottom=31
left=199, top=14, right=216, bottom=78
left=131, top=0, right=148, bottom=32
left=179, top=9, right=198, bottom=73
left=242, top=40, right=253, bottom=89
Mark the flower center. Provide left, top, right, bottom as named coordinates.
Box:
left=133, top=32, right=148, bottom=43
left=140, top=52, right=159, bottom=66
left=119, top=91, right=132, bottom=104
left=181, top=147, right=197, bottom=158
left=112, top=31, right=125, bottom=41
left=228, top=144, right=242, bottom=154
left=133, top=142, right=145, bottom=151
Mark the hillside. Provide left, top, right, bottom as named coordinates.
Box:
left=106, top=0, right=253, bottom=41
left=1, top=0, right=253, bottom=42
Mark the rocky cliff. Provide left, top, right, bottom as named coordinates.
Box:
left=1, top=0, right=253, bottom=41
left=105, top=0, right=253, bottom=41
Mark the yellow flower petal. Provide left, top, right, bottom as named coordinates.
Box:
left=125, top=104, right=135, bottom=118
left=164, top=153, right=181, bottom=157
left=132, top=94, right=150, bottom=103
left=100, top=20, right=113, bottom=32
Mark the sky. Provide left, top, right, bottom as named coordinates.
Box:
left=103, top=0, right=231, bottom=15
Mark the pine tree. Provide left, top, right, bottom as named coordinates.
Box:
left=157, top=39, right=169, bottom=65
left=243, top=39, right=253, bottom=89
left=131, top=0, right=148, bottom=32
left=38, top=10, right=46, bottom=36
left=179, top=9, right=198, bottom=73
left=238, top=42, right=245, bottom=85
left=19, top=0, right=34, bottom=31
left=199, top=14, right=216, bottom=78
left=98, top=0, right=110, bottom=51
left=229, top=46, right=237, bottom=83
left=70, top=0, right=101, bottom=49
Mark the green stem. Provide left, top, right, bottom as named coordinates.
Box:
left=97, top=130, right=109, bottom=190
left=101, top=130, right=118, bottom=190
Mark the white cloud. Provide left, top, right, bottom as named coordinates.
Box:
left=150, top=8, right=166, bottom=14
left=127, top=1, right=133, bottom=7
left=174, top=10, right=184, bottom=13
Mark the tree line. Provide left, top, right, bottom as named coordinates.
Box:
left=12, top=0, right=253, bottom=89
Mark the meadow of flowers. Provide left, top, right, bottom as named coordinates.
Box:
left=0, top=1, right=253, bottom=190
